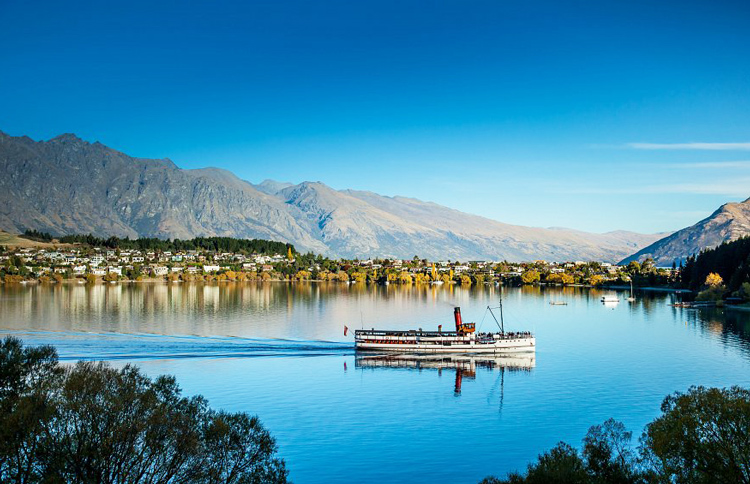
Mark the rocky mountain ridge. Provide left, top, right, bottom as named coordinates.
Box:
left=621, top=198, right=750, bottom=266
left=0, top=130, right=664, bottom=261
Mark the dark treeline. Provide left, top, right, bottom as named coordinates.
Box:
left=680, top=236, right=750, bottom=291
left=54, top=233, right=295, bottom=255
left=21, top=229, right=54, bottom=242
left=481, top=386, right=750, bottom=484
left=0, top=337, right=288, bottom=484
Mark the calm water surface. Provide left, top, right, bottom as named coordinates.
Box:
left=2, top=282, right=750, bottom=483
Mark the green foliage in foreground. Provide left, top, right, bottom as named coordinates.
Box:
left=0, top=337, right=288, bottom=484
left=481, top=386, right=750, bottom=484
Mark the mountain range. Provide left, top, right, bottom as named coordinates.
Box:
left=0, top=130, right=668, bottom=262
left=621, top=197, right=750, bottom=266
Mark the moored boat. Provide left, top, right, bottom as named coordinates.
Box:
left=354, top=302, right=535, bottom=354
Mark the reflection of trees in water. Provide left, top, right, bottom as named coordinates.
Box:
left=0, top=282, right=499, bottom=334
left=678, top=306, right=750, bottom=358
left=6, top=283, right=747, bottom=352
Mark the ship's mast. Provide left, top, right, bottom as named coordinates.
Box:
left=499, top=295, right=505, bottom=334
left=487, top=298, right=505, bottom=333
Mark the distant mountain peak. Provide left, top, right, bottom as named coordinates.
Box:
left=621, top=196, right=750, bottom=265
left=255, top=179, right=294, bottom=195
left=49, top=133, right=85, bottom=143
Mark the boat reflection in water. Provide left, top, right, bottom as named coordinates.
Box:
left=354, top=352, right=535, bottom=397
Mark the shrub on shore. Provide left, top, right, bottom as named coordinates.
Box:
left=481, top=386, right=750, bottom=484
left=0, top=337, right=289, bottom=484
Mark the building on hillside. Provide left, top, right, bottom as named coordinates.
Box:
left=151, top=266, right=168, bottom=277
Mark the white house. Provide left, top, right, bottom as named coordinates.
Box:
left=151, top=266, right=168, bottom=277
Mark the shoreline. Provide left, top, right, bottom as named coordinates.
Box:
left=602, top=284, right=691, bottom=294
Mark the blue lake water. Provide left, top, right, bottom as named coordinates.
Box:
left=1, top=282, right=750, bottom=483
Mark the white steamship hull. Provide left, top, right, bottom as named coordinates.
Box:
left=355, top=338, right=536, bottom=353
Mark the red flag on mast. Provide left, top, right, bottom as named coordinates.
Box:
left=344, top=325, right=349, bottom=336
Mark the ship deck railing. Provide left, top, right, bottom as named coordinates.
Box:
left=354, top=329, right=533, bottom=339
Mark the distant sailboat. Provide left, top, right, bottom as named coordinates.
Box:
left=627, top=279, right=636, bottom=302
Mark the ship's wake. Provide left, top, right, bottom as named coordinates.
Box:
left=0, top=330, right=353, bottom=361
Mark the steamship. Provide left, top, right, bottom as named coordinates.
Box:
left=354, top=302, right=535, bottom=354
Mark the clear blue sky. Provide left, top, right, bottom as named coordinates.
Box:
left=2, top=0, right=749, bottom=234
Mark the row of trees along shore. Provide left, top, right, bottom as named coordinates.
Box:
left=480, top=385, right=750, bottom=484
left=3, top=232, right=677, bottom=287
left=4, top=233, right=750, bottom=302
left=0, top=337, right=288, bottom=484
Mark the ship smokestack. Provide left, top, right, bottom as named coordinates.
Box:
left=454, top=307, right=463, bottom=332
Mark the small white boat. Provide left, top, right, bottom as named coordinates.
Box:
left=601, top=295, right=619, bottom=303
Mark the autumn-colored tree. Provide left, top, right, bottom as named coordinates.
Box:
left=521, top=270, right=540, bottom=284
left=546, top=273, right=563, bottom=284
left=460, top=274, right=472, bottom=286
left=414, top=273, right=429, bottom=284
left=398, top=271, right=413, bottom=284
left=296, top=270, right=312, bottom=281
left=351, top=272, right=367, bottom=283
left=561, top=273, right=575, bottom=285
left=588, top=275, right=605, bottom=286
left=704, top=272, right=723, bottom=287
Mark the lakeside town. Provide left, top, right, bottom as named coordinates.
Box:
left=0, top=233, right=677, bottom=287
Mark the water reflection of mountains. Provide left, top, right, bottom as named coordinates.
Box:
left=355, top=353, right=534, bottom=395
